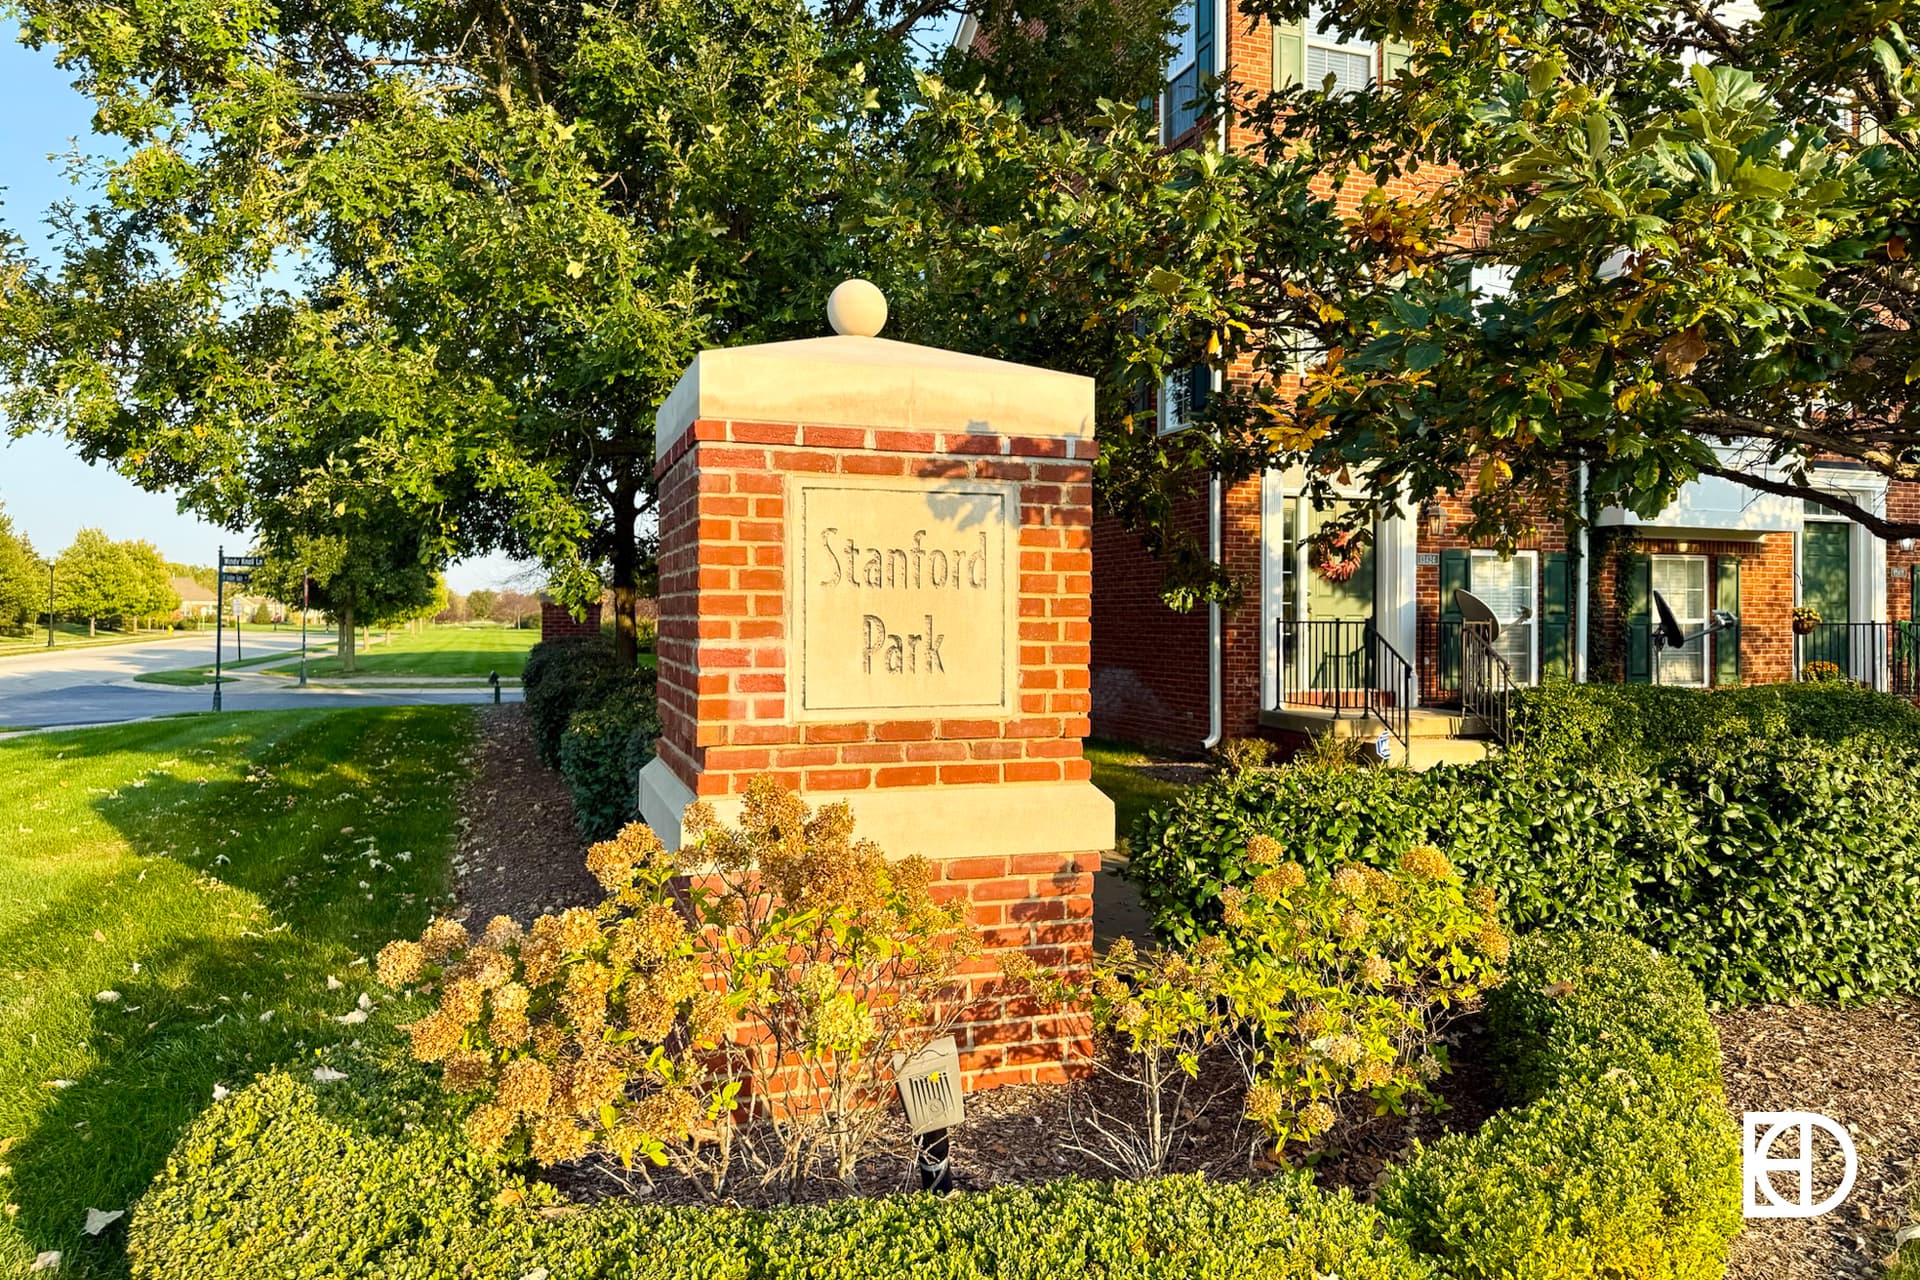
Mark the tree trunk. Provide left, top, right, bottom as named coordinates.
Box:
left=88, top=617, right=95, bottom=637
left=338, top=606, right=357, bottom=673
left=611, top=467, right=640, bottom=666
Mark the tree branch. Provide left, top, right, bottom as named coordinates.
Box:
left=1697, top=460, right=1920, bottom=540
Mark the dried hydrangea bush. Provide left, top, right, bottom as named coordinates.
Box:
left=1018, top=839, right=1508, bottom=1172
left=378, top=776, right=981, bottom=1197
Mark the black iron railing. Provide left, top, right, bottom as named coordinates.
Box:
left=1459, top=620, right=1514, bottom=745
left=1369, top=629, right=1414, bottom=752
left=1418, top=616, right=1465, bottom=706
left=1278, top=618, right=1370, bottom=716
left=1276, top=617, right=1412, bottom=752
left=1796, top=621, right=1920, bottom=694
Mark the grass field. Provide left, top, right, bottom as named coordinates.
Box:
left=131, top=645, right=334, bottom=687
left=0, top=707, right=471, bottom=1278
left=300, top=625, right=537, bottom=679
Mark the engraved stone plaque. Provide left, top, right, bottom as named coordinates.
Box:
left=793, top=478, right=1017, bottom=717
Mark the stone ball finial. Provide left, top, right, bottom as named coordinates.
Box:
left=827, top=279, right=887, bottom=337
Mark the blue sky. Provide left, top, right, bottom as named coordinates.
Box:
left=0, top=36, right=529, bottom=591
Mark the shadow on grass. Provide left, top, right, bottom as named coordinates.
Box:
left=4, top=707, right=468, bottom=1278
left=6, top=932, right=427, bottom=1278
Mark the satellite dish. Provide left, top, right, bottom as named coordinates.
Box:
left=1651, top=589, right=1686, bottom=649
left=1453, top=588, right=1501, bottom=641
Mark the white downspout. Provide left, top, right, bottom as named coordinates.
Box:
left=1200, top=0, right=1228, bottom=752
left=1576, top=463, right=1591, bottom=684
left=1203, top=471, right=1224, bottom=750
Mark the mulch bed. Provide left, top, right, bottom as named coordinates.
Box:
left=446, top=710, right=1920, bottom=1262
left=449, top=704, right=600, bottom=929
left=552, top=1016, right=1502, bottom=1209
left=1719, top=999, right=1920, bottom=1280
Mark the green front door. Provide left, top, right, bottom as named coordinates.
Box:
left=1802, top=522, right=1852, bottom=673
left=1302, top=502, right=1374, bottom=696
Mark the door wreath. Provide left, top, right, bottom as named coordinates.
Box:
left=1309, top=528, right=1367, bottom=583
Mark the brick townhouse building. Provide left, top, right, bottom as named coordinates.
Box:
left=1075, top=1, right=1920, bottom=760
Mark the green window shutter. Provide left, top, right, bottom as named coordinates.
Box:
left=1167, top=0, right=1217, bottom=137
left=1541, top=551, right=1571, bottom=679
left=1440, top=550, right=1470, bottom=617
left=1188, top=364, right=1212, bottom=415
left=1272, top=18, right=1304, bottom=90
left=1714, top=558, right=1741, bottom=687
left=1383, top=38, right=1413, bottom=83
left=1439, top=549, right=1469, bottom=693
left=1624, top=556, right=1652, bottom=683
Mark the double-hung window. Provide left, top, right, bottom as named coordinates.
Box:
left=1651, top=555, right=1709, bottom=686
left=1305, top=3, right=1375, bottom=95
left=1160, top=364, right=1215, bottom=435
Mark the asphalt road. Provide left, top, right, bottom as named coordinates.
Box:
left=0, top=630, right=520, bottom=730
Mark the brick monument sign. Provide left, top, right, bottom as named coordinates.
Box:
left=638, top=280, right=1113, bottom=1088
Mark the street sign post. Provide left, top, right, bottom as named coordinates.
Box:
left=212, top=551, right=263, bottom=711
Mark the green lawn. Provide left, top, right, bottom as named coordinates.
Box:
left=1085, top=738, right=1196, bottom=853
left=131, top=646, right=334, bottom=687
left=300, top=625, right=537, bottom=679
left=0, top=707, right=471, bottom=1278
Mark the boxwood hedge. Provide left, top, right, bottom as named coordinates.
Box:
left=1128, top=728, right=1920, bottom=1004
left=524, top=638, right=660, bottom=839
left=1374, top=931, right=1741, bottom=1280
left=129, top=1078, right=1431, bottom=1279
left=128, top=932, right=1739, bottom=1280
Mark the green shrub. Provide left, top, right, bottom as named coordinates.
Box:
left=522, top=637, right=647, bottom=767
left=1510, top=679, right=1920, bottom=773
left=1377, top=1071, right=1742, bottom=1280
left=1130, top=730, right=1920, bottom=1003
left=558, top=684, right=662, bottom=839
left=1124, top=762, right=1673, bottom=951
left=1378, top=929, right=1740, bottom=1280
left=131, top=1073, right=1434, bottom=1280
left=1487, top=932, right=1721, bottom=1103
left=1641, top=737, right=1920, bottom=1002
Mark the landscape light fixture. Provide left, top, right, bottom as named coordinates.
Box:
left=1649, top=589, right=1738, bottom=687
left=893, top=1035, right=965, bottom=1192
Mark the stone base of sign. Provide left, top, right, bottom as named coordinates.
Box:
left=638, top=757, right=1111, bottom=861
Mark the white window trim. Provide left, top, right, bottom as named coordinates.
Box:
left=1650, top=553, right=1711, bottom=688
left=1468, top=548, right=1540, bottom=687
left=1158, top=365, right=1219, bottom=435
left=1305, top=4, right=1377, bottom=93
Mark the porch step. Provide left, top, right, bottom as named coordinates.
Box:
left=1400, top=736, right=1494, bottom=771
left=1257, top=705, right=1499, bottom=771
left=1258, top=706, right=1480, bottom=740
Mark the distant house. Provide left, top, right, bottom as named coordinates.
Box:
left=171, top=576, right=217, bottom=621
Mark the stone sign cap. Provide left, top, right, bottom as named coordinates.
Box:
left=655, top=318, right=1094, bottom=460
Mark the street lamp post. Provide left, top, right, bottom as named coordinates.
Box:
left=44, top=561, right=54, bottom=648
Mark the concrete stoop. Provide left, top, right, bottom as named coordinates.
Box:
left=1258, top=704, right=1497, bottom=771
